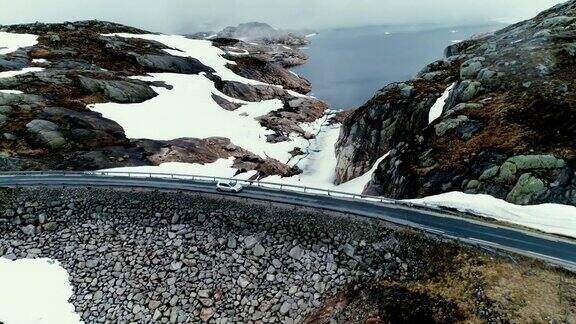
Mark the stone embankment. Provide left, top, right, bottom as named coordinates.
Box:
left=0, top=187, right=574, bottom=323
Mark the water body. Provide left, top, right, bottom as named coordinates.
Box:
left=294, top=24, right=505, bottom=110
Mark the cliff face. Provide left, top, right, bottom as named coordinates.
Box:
left=335, top=1, right=576, bottom=206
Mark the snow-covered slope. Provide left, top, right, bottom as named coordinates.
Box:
left=0, top=31, right=37, bottom=55
left=92, top=33, right=378, bottom=193
left=409, top=192, right=576, bottom=238
left=0, top=258, right=81, bottom=324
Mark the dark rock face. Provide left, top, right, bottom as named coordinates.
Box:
left=335, top=1, right=576, bottom=206
left=226, top=56, right=311, bottom=94
left=78, top=76, right=158, bottom=103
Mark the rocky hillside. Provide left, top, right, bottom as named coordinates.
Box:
left=0, top=21, right=326, bottom=178
left=335, top=1, right=576, bottom=206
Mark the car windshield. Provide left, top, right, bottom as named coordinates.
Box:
left=229, top=181, right=237, bottom=186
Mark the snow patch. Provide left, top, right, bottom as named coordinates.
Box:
left=428, top=82, right=455, bottom=124
left=0, top=67, right=44, bottom=79
left=266, top=119, right=388, bottom=195
left=0, top=258, right=81, bottom=324
left=104, top=33, right=265, bottom=85
left=0, top=89, right=23, bottom=94
left=408, top=192, right=576, bottom=238
left=32, top=58, right=49, bottom=64
left=0, top=31, right=38, bottom=55
left=90, top=73, right=307, bottom=163
left=102, top=157, right=257, bottom=180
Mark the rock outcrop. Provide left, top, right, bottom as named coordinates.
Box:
left=0, top=20, right=327, bottom=178
left=1, top=187, right=573, bottom=323
left=335, top=1, right=576, bottom=206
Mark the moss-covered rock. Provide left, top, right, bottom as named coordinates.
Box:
left=506, top=173, right=548, bottom=205
left=507, top=154, right=566, bottom=170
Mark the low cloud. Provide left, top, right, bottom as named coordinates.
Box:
left=0, top=0, right=565, bottom=33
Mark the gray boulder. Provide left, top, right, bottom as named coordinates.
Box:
left=507, top=154, right=566, bottom=170
left=78, top=76, right=158, bottom=103
left=477, top=68, right=496, bottom=81
left=133, top=54, right=213, bottom=74
left=26, top=119, right=66, bottom=149
left=460, top=58, right=483, bottom=79
left=434, top=115, right=468, bottom=137
left=0, top=55, right=29, bottom=71
left=496, top=162, right=518, bottom=185
left=0, top=154, right=23, bottom=171
left=459, top=81, right=482, bottom=102
left=0, top=93, right=42, bottom=106
left=506, top=173, right=548, bottom=205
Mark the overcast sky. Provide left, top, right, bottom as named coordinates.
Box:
left=0, top=0, right=566, bottom=33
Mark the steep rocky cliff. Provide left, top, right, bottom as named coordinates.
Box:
left=335, top=1, right=576, bottom=206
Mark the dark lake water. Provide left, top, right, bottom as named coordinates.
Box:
left=294, top=24, right=505, bottom=110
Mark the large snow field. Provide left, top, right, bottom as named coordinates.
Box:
left=91, top=34, right=321, bottom=165
left=408, top=192, right=576, bottom=238
left=104, top=33, right=269, bottom=85
left=0, top=258, right=81, bottom=324
left=0, top=31, right=38, bottom=55
left=107, top=117, right=386, bottom=196
left=90, top=73, right=314, bottom=164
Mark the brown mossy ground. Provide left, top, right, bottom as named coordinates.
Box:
left=428, top=84, right=576, bottom=174
left=306, top=231, right=576, bottom=323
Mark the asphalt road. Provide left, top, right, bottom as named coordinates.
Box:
left=1, top=173, right=575, bottom=270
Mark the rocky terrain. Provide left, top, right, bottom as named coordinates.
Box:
left=0, top=186, right=574, bottom=323
left=0, top=20, right=326, bottom=178
left=189, top=22, right=312, bottom=68
left=335, top=1, right=576, bottom=206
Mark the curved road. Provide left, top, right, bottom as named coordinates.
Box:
left=0, top=173, right=575, bottom=271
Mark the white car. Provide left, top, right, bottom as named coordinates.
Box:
left=216, top=180, right=244, bottom=193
